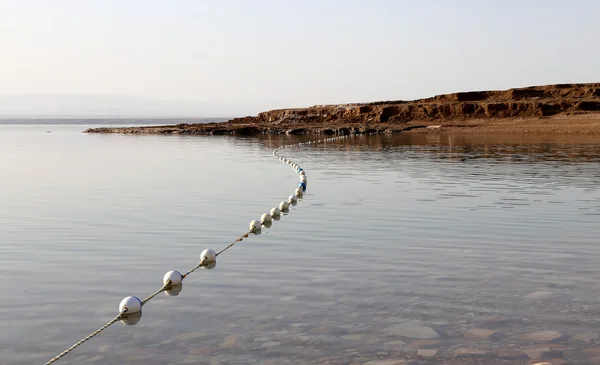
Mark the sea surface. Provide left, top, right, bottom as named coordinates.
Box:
left=2, top=125, right=600, bottom=365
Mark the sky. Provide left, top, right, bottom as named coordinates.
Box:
left=0, top=0, right=599, bottom=117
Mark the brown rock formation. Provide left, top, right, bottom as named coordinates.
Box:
left=85, top=83, right=600, bottom=135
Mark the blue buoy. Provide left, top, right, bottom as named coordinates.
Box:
left=299, top=181, right=307, bottom=192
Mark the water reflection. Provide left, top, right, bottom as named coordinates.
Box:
left=165, top=284, right=183, bottom=297
left=258, top=133, right=600, bottom=163
left=120, top=311, right=142, bottom=326
left=203, top=261, right=217, bottom=270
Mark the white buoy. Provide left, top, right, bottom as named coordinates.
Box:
left=261, top=213, right=272, bottom=224
left=288, top=195, right=297, bottom=204
left=249, top=220, right=261, bottom=232
left=270, top=207, right=281, bottom=218
left=119, top=296, right=142, bottom=314
left=295, top=187, right=303, bottom=197
left=163, top=270, right=183, bottom=286
left=279, top=201, right=289, bottom=211
left=301, top=176, right=307, bottom=183
left=203, top=261, right=217, bottom=270
left=300, top=170, right=306, bottom=176
left=200, top=249, right=216, bottom=263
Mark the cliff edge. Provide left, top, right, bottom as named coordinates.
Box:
left=86, top=83, right=600, bottom=135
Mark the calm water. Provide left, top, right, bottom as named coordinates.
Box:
left=2, top=125, right=600, bottom=365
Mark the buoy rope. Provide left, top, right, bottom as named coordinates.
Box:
left=182, top=262, right=205, bottom=279
left=43, top=134, right=349, bottom=364
left=44, top=313, right=124, bottom=365
left=141, top=284, right=169, bottom=306
left=216, top=232, right=251, bottom=256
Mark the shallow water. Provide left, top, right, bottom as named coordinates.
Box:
left=2, top=125, right=600, bottom=365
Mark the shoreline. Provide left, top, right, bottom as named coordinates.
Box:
left=85, top=83, right=600, bottom=136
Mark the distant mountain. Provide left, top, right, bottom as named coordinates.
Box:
left=0, top=94, right=235, bottom=118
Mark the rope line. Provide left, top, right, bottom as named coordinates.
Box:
left=216, top=232, right=250, bottom=256
left=44, top=313, right=124, bottom=365
left=182, top=262, right=204, bottom=279
left=141, top=284, right=169, bottom=306
left=43, top=133, right=349, bottom=364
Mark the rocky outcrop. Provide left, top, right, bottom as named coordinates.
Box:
left=85, top=83, right=600, bottom=135
left=250, top=83, right=600, bottom=126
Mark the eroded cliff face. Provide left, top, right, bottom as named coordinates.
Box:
left=86, top=83, right=600, bottom=135
left=234, top=83, right=600, bottom=127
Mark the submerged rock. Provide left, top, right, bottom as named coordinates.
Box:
left=383, top=340, right=406, bottom=348
left=573, top=332, right=598, bottom=342
left=406, top=339, right=441, bottom=348
left=521, top=330, right=563, bottom=342
left=362, top=360, right=406, bottom=365
left=464, top=328, right=500, bottom=340
left=495, top=349, right=527, bottom=360
left=383, top=322, right=439, bottom=339
left=523, top=348, right=562, bottom=360
left=417, top=349, right=438, bottom=358
left=454, top=348, right=492, bottom=357
left=474, top=314, right=509, bottom=324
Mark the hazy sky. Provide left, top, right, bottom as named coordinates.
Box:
left=1, top=0, right=599, bottom=116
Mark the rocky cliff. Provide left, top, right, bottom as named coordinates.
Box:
left=86, top=83, right=600, bottom=135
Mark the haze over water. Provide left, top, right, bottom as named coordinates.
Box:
left=2, top=125, right=600, bottom=364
